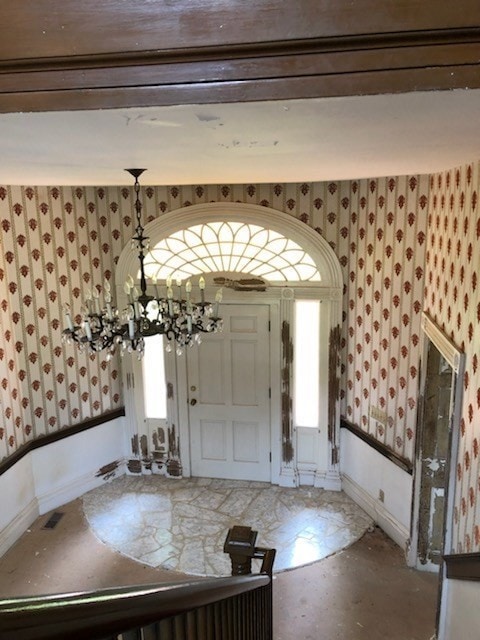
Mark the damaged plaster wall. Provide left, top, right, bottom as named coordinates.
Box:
left=281, top=320, right=294, bottom=463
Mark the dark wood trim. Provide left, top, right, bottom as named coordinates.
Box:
left=0, top=27, right=479, bottom=112
left=0, top=408, right=125, bottom=478
left=444, top=552, right=480, bottom=581
left=340, top=418, right=413, bottom=474
left=2, top=28, right=479, bottom=72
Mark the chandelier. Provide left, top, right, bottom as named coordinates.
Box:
left=62, top=169, right=223, bottom=359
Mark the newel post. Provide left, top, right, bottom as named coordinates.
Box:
left=223, top=525, right=258, bottom=575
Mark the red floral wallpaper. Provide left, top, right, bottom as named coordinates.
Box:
left=0, top=177, right=428, bottom=468
left=425, top=161, right=480, bottom=553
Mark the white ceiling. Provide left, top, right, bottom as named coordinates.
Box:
left=2, top=89, right=480, bottom=186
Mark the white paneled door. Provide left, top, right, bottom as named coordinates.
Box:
left=187, top=304, right=271, bottom=481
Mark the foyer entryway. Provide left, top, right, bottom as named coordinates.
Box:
left=0, top=492, right=438, bottom=640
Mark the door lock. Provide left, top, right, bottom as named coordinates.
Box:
left=190, top=398, right=197, bottom=406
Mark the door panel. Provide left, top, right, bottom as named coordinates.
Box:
left=188, top=304, right=270, bottom=481
left=233, top=421, right=259, bottom=462
left=200, top=421, right=227, bottom=460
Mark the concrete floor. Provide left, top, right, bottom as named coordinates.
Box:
left=0, top=489, right=438, bottom=640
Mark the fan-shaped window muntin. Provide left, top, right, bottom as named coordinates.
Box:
left=143, top=221, right=321, bottom=283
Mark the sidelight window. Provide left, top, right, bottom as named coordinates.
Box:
left=142, top=334, right=167, bottom=419
left=294, top=300, right=320, bottom=428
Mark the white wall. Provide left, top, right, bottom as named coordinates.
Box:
left=0, top=454, right=37, bottom=557
left=0, top=415, right=127, bottom=557
left=439, top=578, right=480, bottom=640
left=340, top=427, right=412, bottom=550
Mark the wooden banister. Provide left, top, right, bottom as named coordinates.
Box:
left=0, top=575, right=270, bottom=640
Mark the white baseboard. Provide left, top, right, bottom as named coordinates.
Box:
left=342, top=472, right=409, bottom=550
left=0, top=498, right=39, bottom=557
left=37, top=463, right=125, bottom=515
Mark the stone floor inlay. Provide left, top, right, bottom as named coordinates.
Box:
left=82, top=476, right=373, bottom=577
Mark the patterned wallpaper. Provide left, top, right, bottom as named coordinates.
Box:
left=425, top=161, right=480, bottom=553
left=0, top=177, right=428, bottom=468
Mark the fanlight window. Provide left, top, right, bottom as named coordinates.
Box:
left=143, top=221, right=320, bottom=282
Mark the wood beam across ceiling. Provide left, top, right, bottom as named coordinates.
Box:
left=0, top=1, right=480, bottom=113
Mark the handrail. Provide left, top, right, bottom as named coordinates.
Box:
left=0, top=574, right=270, bottom=640
left=444, top=551, right=480, bottom=581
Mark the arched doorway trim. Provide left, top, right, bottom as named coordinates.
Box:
left=116, top=202, right=343, bottom=291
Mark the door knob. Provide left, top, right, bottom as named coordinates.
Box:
left=190, top=398, right=197, bottom=406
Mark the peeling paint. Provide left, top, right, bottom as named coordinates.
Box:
left=281, top=320, right=294, bottom=463
left=140, top=434, right=149, bottom=459
left=127, top=459, right=142, bottom=474
left=95, top=460, right=120, bottom=480
left=131, top=434, right=139, bottom=456
left=152, top=426, right=166, bottom=452
left=425, top=457, right=441, bottom=473
left=328, top=325, right=342, bottom=453
left=167, top=424, right=182, bottom=477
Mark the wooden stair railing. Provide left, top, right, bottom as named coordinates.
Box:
left=0, top=526, right=276, bottom=640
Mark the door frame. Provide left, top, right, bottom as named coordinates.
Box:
left=116, top=202, right=344, bottom=486
left=409, top=312, right=465, bottom=568
left=408, top=312, right=465, bottom=632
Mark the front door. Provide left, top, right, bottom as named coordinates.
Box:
left=187, top=304, right=271, bottom=481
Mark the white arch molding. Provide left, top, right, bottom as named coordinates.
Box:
left=116, top=202, right=343, bottom=490
left=116, top=203, right=342, bottom=290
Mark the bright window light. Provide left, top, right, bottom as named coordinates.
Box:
left=145, top=222, right=321, bottom=282
left=294, top=300, right=320, bottom=427
left=142, top=334, right=167, bottom=419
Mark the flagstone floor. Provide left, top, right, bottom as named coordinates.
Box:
left=82, top=475, right=374, bottom=577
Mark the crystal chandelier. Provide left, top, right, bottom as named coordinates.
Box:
left=62, top=169, right=223, bottom=359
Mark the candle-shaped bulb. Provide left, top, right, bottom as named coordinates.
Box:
left=132, top=287, right=139, bottom=301
left=128, top=318, right=135, bottom=340
left=83, top=320, right=93, bottom=341
left=104, top=278, right=112, bottom=303
left=167, top=286, right=174, bottom=315
left=84, top=288, right=92, bottom=313
left=92, top=287, right=101, bottom=314
left=176, top=277, right=182, bottom=287
left=123, top=278, right=132, bottom=295
left=63, top=303, right=74, bottom=331
left=166, top=275, right=172, bottom=288
left=186, top=280, right=192, bottom=294
left=199, top=276, right=205, bottom=303
left=151, top=274, right=159, bottom=298
left=214, top=288, right=223, bottom=317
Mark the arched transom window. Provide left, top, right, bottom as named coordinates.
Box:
left=143, top=221, right=320, bottom=282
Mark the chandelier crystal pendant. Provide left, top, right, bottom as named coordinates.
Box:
left=62, top=169, right=223, bottom=359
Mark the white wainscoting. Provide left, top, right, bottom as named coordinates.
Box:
left=0, top=415, right=127, bottom=557
left=438, top=578, right=480, bottom=640
left=0, top=454, right=37, bottom=558
left=340, top=427, right=412, bottom=550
